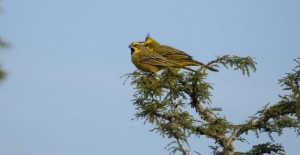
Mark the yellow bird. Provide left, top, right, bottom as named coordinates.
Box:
left=128, top=42, right=194, bottom=73
left=143, top=34, right=218, bottom=72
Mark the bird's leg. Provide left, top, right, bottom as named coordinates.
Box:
left=147, top=72, right=155, bottom=77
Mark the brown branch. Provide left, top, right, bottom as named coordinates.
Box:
left=181, top=73, right=229, bottom=148
left=152, top=111, right=225, bottom=144
left=178, top=77, right=215, bottom=123
left=191, top=73, right=215, bottom=123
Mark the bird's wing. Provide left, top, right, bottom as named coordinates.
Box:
left=139, top=52, right=180, bottom=67
left=160, top=46, right=193, bottom=60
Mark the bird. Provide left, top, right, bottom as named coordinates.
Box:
left=128, top=41, right=194, bottom=73
left=143, top=34, right=218, bottom=72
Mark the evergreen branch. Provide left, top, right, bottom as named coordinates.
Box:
left=207, top=55, right=256, bottom=76
left=247, top=142, right=285, bottom=155
left=230, top=100, right=299, bottom=142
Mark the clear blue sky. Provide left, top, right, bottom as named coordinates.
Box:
left=0, top=0, right=299, bottom=155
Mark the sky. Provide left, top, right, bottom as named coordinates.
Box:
left=0, top=0, right=299, bottom=155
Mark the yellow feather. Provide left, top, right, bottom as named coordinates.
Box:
left=143, top=35, right=218, bottom=72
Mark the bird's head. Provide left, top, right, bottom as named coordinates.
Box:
left=144, top=34, right=160, bottom=52
left=128, top=42, right=143, bottom=55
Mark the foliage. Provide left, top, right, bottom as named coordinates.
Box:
left=123, top=55, right=300, bottom=155
left=247, top=142, right=285, bottom=155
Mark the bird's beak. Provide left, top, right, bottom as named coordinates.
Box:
left=128, top=44, right=133, bottom=49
